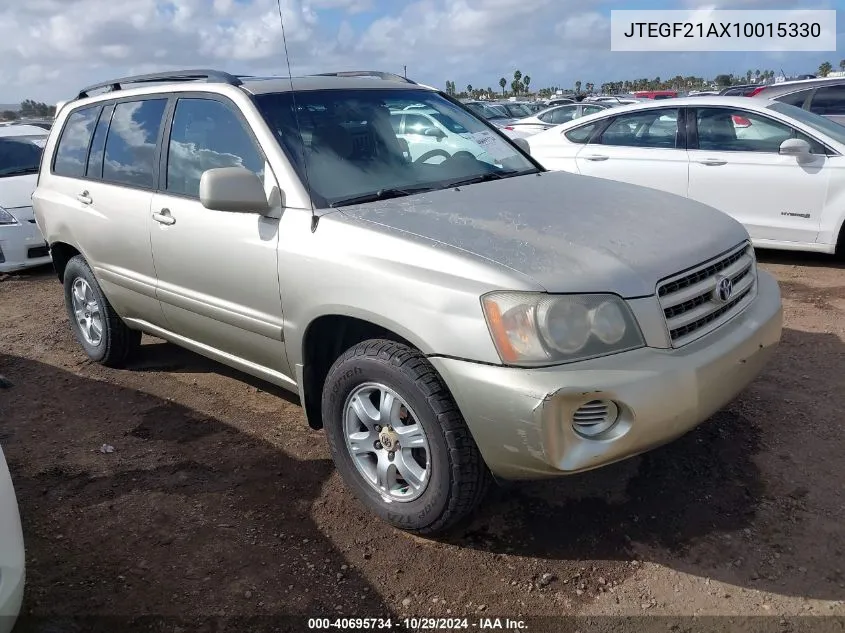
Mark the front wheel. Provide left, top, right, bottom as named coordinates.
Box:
left=322, top=339, right=490, bottom=534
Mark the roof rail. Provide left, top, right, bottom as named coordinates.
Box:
left=75, top=69, right=243, bottom=100
left=313, top=71, right=417, bottom=85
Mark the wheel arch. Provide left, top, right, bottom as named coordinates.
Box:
left=298, top=313, right=421, bottom=430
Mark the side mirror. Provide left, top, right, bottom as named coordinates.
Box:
left=779, top=138, right=811, bottom=157
left=512, top=137, right=531, bottom=155
left=199, top=167, right=269, bottom=213
left=424, top=127, right=446, bottom=139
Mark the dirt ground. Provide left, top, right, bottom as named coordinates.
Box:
left=1, top=251, right=844, bottom=632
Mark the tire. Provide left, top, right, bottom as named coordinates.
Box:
left=322, top=339, right=490, bottom=534
left=63, top=255, right=141, bottom=368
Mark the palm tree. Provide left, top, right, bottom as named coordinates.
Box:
left=513, top=70, right=522, bottom=95
left=499, top=77, right=506, bottom=96
left=840, top=59, right=845, bottom=72
left=746, top=69, right=753, bottom=82
left=755, top=69, right=761, bottom=82
left=523, top=75, right=531, bottom=95
left=466, top=84, right=473, bottom=97
left=819, top=61, right=833, bottom=77
left=575, top=80, right=582, bottom=94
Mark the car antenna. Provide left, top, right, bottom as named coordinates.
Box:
left=276, top=0, right=319, bottom=232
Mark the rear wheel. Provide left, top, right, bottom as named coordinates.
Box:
left=322, top=339, right=490, bottom=534
left=63, top=255, right=141, bottom=367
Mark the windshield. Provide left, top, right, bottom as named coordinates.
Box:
left=254, top=88, right=537, bottom=208
left=0, top=135, right=45, bottom=177
left=767, top=101, right=845, bottom=146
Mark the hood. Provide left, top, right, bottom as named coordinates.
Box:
left=339, top=170, right=749, bottom=297
left=0, top=174, right=37, bottom=211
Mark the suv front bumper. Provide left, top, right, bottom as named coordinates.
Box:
left=430, top=271, right=783, bottom=480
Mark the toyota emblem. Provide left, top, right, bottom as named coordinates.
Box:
left=714, top=275, right=733, bottom=303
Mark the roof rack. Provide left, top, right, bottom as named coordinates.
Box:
left=75, top=69, right=243, bottom=100
left=313, top=71, right=417, bottom=85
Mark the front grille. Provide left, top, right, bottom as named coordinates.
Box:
left=657, top=242, right=756, bottom=347
left=27, top=246, right=49, bottom=259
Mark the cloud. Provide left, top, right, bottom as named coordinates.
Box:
left=0, top=0, right=840, bottom=104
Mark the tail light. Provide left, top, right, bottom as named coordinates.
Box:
left=732, top=115, right=752, bottom=127
left=504, top=126, right=514, bottom=130
left=746, top=86, right=767, bottom=97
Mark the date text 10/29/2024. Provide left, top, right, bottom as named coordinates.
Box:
left=308, top=617, right=528, bottom=630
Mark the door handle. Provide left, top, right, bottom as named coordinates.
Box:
left=697, top=158, right=727, bottom=166
left=152, top=208, right=176, bottom=226
left=583, top=154, right=609, bottom=161
left=77, top=191, right=92, bottom=205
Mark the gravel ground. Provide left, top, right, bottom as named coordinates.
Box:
left=0, top=250, right=843, bottom=632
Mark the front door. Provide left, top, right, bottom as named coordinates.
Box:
left=148, top=95, right=289, bottom=377
left=687, top=106, right=829, bottom=244
left=574, top=107, right=690, bottom=198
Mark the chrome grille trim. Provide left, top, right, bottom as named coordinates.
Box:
left=657, top=242, right=757, bottom=347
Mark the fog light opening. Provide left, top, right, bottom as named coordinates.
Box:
left=572, top=399, right=619, bottom=438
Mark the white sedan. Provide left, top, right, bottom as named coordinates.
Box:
left=527, top=96, right=845, bottom=256
left=0, top=444, right=24, bottom=633
left=501, top=103, right=609, bottom=139
left=1, top=124, right=51, bottom=272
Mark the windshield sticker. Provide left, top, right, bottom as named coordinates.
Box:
left=471, top=131, right=516, bottom=160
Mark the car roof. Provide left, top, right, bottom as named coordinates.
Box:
left=547, top=95, right=782, bottom=130
left=0, top=124, right=49, bottom=137
left=754, top=76, right=845, bottom=96
left=239, top=76, right=433, bottom=95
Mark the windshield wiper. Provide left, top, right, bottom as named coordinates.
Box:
left=0, top=167, right=38, bottom=177
left=444, top=170, right=525, bottom=189
left=330, top=186, right=434, bottom=208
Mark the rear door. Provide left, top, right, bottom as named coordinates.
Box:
left=574, top=107, right=690, bottom=197
left=37, top=98, right=168, bottom=325
left=148, top=94, right=289, bottom=377
left=687, top=106, right=829, bottom=243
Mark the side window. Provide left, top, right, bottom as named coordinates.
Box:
left=776, top=88, right=813, bottom=108
left=85, top=104, right=114, bottom=179
left=809, top=85, right=845, bottom=116
left=549, top=107, right=578, bottom=125
left=564, top=121, right=601, bottom=144
left=390, top=114, right=403, bottom=134
left=582, top=106, right=604, bottom=116
left=695, top=108, right=824, bottom=153
left=53, top=105, right=101, bottom=177
left=403, top=114, right=436, bottom=135
left=166, top=98, right=265, bottom=198
left=103, top=99, right=167, bottom=188
left=537, top=110, right=555, bottom=123
left=599, top=109, right=679, bottom=148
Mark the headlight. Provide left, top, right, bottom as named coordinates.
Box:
left=0, top=207, right=18, bottom=226
left=481, top=292, right=645, bottom=366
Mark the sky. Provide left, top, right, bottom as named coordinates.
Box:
left=0, top=0, right=843, bottom=104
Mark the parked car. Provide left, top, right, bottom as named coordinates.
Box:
left=495, top=102, right=534, bottom=118
left=0, top=444, right=25, bottom=633
left=750, top=77, right=845, bottom=126
left=34, top=70, right=782, bottom=534
left=0, top=124, right=52, bottom=273
left=527, top=95, right=845, bottom=256
left=502, top=103, right=609, bottom=138
left=546, top=98, right=575, bottom=106
left=718, top=84, right=765, bottom=97
left=463, top=101, right=517, bottom=127
left=390, top=107, right=492, bottom=163
left=632, top=90, right=678, bottom=100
